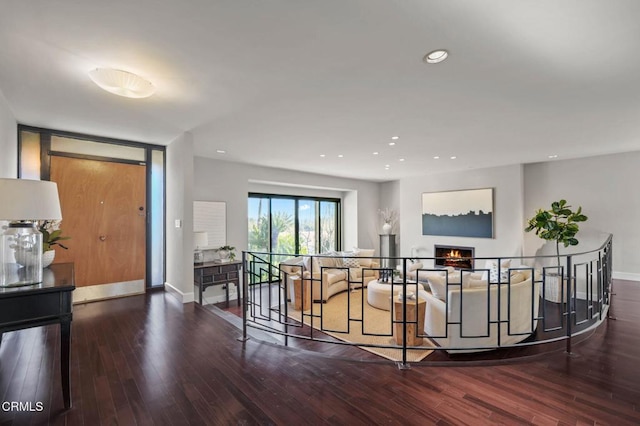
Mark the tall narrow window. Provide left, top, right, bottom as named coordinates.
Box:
left=149, top=149, right=165, bottom=287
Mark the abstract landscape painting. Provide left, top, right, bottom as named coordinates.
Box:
left=422, top=188, right=494, bottom=238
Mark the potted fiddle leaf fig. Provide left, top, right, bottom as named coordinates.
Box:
left=525, top=199, right=588, bottom=269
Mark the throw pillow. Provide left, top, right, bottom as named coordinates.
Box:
left=342, top=254, right=360, bottom=268
left=409, top=262, right=423, bottom=272
left=427, top=274, right=447, bottom=300
left=415, top=270, right=443, bottom=283
left=447, top=271, right=462, bottom=284
left=483, top=259, right=511, bottom=282
left=461, top=272, right=483, bottom=288
left=319, top=251, right=340, bottom=268
left=354, top=247, right=375, bottom=267
left=303, top=256, right=320, bottom=274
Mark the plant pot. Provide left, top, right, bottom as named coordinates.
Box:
left=42, top=250, right=55, bottom=268
left=544, top=273, right=567, bottom=303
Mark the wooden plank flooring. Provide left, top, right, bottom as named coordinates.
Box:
left=0, top=279, right=639, bottom=425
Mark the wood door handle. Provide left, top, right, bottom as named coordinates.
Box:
left=99, top=235, right=107, bottom=242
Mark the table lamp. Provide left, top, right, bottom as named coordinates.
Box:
left=194, top=231, right=208, bottom=263
left=0, top=178, right=62, bottom=287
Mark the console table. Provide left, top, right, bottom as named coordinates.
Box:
left=194, top=260, right=242, bottom=307
left=0, top=262, right=75, bottom=409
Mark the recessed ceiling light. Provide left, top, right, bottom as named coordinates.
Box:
left=548, top=154, right=558, bottom=159
left=433, top=156, right=440, bottom=160
left=423, top=50, right=449, bottom=64
left=399, top=158, right=405, bottom=162
left=320, top=154, right=326, bottom=157
left=88, top=68, right=155, bottom=98
left=338, top=154, right=344, bottom=158
left=373, top=152, right=379, bottom=155
left=450, top=156, right=457, bottom=160
left=384, top=165, right=390, bottom=169
left=216, top=150, right=226, bottom=154
left=389, top=142, right=396, bottom=146
left=391, top=136, right=399, bottom=140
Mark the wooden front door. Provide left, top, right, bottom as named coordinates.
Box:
left=50, top=156, right=146, bottom=287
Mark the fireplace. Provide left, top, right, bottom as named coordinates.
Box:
left=434, top=245, right=475, bottom=270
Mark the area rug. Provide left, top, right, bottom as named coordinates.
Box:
left=286, top=290, right=433, bottom=362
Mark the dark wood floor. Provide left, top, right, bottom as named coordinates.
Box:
left=1, top=280, right=639, bottom=425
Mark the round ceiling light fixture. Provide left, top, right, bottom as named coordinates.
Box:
left=89, top=68, right=155, bottom=99
left=423, top=50, right=449, bottom=64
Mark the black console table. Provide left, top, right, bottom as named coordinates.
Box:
left=0, top=263, right=75, bottom=409
left=194, top=260, right=242, bottom=307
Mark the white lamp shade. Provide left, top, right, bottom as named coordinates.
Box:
left=89, top=68, right=155, bottom=99
left=194, top=231, right=208, bottom=249
left=0, top=179, right=62, bottom=221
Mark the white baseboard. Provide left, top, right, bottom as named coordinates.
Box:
left=613, top=271, right=640, bottom=282
left=164, top=281, right=195, bottom=303
left=73, top=280, right=145, bottom=304
left=165, top=281, right=240, bottom=305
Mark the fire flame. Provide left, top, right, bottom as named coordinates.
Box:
left=447, top=250, right=461, bottom=258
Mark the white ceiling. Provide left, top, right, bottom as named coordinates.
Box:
left=1, top=1, right=640, bottom=182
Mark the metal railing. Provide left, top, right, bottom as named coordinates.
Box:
left=240, top=235, right=613, bottom=367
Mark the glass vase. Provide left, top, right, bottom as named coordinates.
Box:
left=0, top=222, right=43, bottom=287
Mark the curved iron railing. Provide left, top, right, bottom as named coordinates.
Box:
left=241, top=235, right=613, bottom=367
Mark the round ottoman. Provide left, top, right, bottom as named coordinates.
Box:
left=367, top=279, right=424, bottom=311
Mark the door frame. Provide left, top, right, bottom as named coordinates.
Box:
left=17, top=125, right=166, bottom=290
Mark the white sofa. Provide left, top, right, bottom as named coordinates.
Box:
left=415, top=265, right=541, bottom=353
left=280, top=249, right=379, bottom=303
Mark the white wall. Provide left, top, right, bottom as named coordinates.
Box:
left=395, top=164, right=525, bottom=263
left=165, top=132, right=195, bottom=301
left=0, top=90, right=17, bottom=178
left=524, top=153, right=640, bottom=280
left=193, top=157, right=380, bottom=304
left=194, top=157, right=380, bottom=251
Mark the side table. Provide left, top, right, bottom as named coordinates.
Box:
left=291, top=276, right=311, bottom=311
left=0, top=263, right=75, bottom=409
left=393, top=297, right=426, bottom=346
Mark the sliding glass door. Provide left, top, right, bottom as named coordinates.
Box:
left=298, top=199, right=316, bottom=255
left=248, top=194, right=340, bottom=257
left=320, top=201, right=338, bottom=253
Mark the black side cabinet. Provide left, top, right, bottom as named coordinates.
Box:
left=194, top=260, right=242, bottom=307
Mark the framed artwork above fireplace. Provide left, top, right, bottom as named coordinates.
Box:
left=422, top=188, right=494, bottom=238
